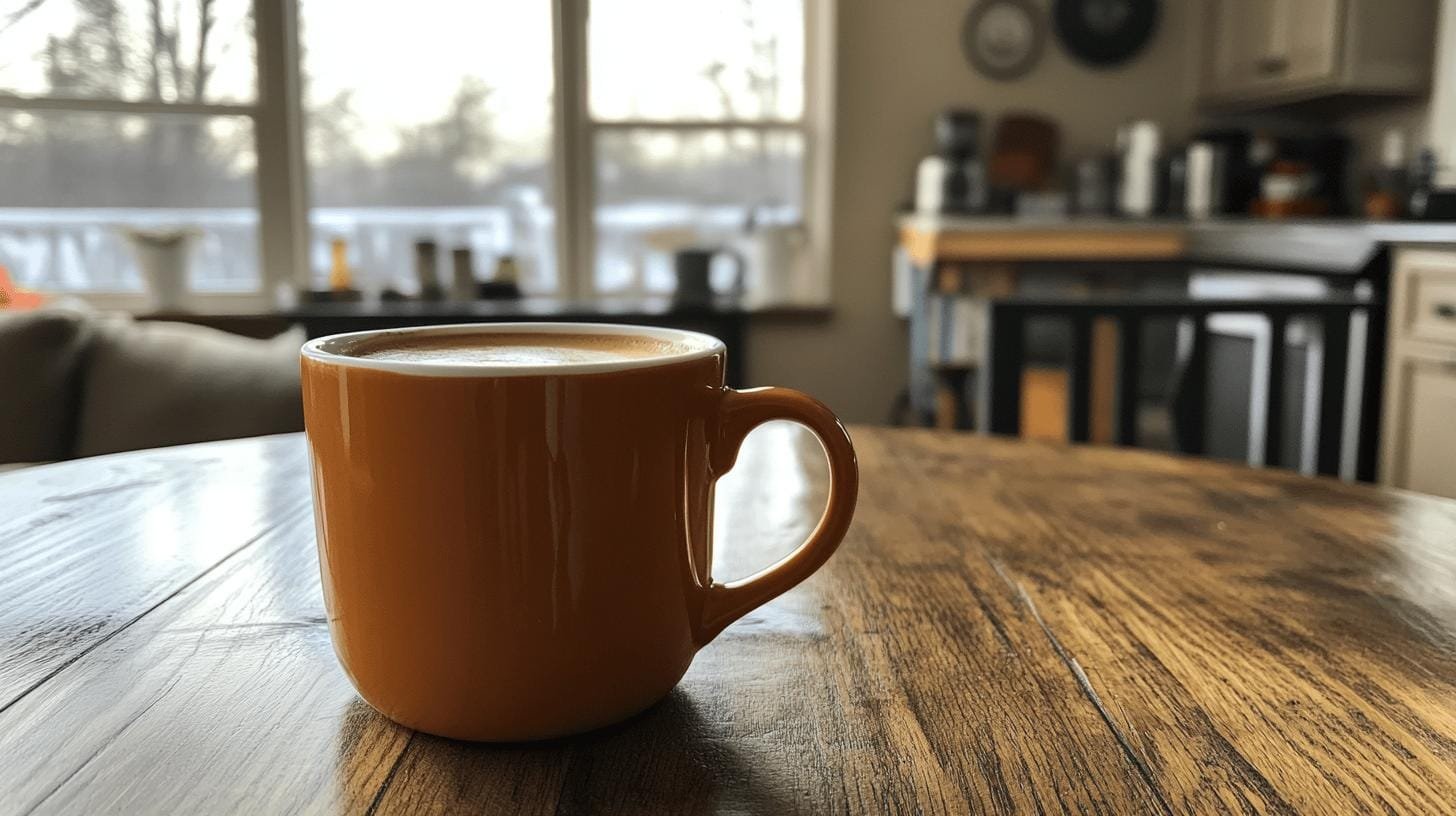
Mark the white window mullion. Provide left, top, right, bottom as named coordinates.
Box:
left=802, top=0, right=835, bottom=305
left=254, top=0, right=311, bottom=300
left=553, top=0, right=594, bottom=299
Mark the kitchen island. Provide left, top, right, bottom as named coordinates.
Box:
left=899, top=214, right=1456, bottom=486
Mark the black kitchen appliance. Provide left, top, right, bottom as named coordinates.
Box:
left=1189, top=128, right=1260, bottom=216
left=1188, top=129, right=1351, bottom=216
left=914, top=109, right=989, bottom=214
left=1277, top=133, right=1352, bottom=216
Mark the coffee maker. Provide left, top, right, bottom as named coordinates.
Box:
left=1185, top=129, right=1260, bottom=216
left=915, top=110, right=988, bottom=214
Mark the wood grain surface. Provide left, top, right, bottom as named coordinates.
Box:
left=2, top=426, right=1455, bottom=814
left=899, top=224, right=1188, bottom=267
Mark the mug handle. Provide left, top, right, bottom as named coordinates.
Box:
left=693, top=387, right=859, bottom=645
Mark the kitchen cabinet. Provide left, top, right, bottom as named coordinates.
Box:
left=1201, top=0, right=1435, bottom=108
left=1381, top=248, right=1456, bottom=499
left=1383, top=352, right=1456, bottom=499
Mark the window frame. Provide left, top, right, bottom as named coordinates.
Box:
left=0, top=0, right=306, bottom=312
left=1, top=0, right=832, bottom=309
left=555, top=0, right=832, bottom=301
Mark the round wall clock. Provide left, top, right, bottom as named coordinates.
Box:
left=1052, top=0, right=1159, bottom=68
left=961, top=0, right=1045, bottom=82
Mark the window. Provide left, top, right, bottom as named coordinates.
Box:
left=0, top=0, right=824, bottom=305
left=585, top=0, right=806, bottom=296
left=0, top=0, right=265, bottom=301
left=299, top=0, right=557, bottom=295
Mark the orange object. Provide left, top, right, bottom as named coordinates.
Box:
left=1251, top=198, right=1329, bottom=218
left=0, top=265, right=44, bottom=310
left=1364, top=190, right=1401, bottom=220
left=327, top=237, right=352, bottom=290
left=300, top=324, right=859, bottom=741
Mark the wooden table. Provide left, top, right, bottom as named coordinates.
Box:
left=4, top=427, right=1455, bottom=813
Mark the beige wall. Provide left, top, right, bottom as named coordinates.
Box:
left=1434, top=0, right=1456, bottom=184
left=750, top=0, right=1200, bottom=424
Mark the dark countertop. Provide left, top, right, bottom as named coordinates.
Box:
left=139, top=295, right=832, bottom=326
left=1186, top=220, right=1456, bottom=275
left=282, top=294, right=830, bottom=320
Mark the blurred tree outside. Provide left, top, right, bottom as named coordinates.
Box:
left=0, top=0, right=538, bottom=208
left=0, top=0, right=246, bottom=205
left=308, top=77, right=526, bottom=207
left=595, top=0, right=798, bottom=212
left=0, top=0, right=799, bottom=210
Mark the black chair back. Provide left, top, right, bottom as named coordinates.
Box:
left=977, top=294, right=1382, bottom=479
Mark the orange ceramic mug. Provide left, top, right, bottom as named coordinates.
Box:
left=301, top=323, right=857, bottom=741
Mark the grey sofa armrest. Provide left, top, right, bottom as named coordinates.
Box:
left=73, top=317, right=305, bottom=458
left=0, top=310, right=93, bottom=464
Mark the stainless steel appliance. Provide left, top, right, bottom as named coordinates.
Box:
left=1116, top=120, right=1160, bottom=217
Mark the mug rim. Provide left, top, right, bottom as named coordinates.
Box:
left=300, top=322, right=727, bottom=378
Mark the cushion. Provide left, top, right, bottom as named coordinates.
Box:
left=0, top=309, right=93, bottom=464
left=74, top=317, right=305, bottom=458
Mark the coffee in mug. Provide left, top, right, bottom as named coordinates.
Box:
left=301, top=323, right=857, bottom=741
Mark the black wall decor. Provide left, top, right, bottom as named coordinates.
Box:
left=1052, top=0, right=1159, bottom=68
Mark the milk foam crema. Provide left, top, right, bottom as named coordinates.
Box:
left=345, top=332, right=700, bottom=366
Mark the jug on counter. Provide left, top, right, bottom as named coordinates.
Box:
left=673, top=247, right=744, bottom=305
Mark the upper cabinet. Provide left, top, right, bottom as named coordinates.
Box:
left=1201, top=0, right=1437, bottom=108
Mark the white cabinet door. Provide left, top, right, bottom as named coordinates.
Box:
left=1387, top=349, right=1456, bottom=499
left=1201, top=0, right=1432, bottom=105
left=1400, top=254, right=1456, bottom=346
left=1206, top=0, right=1278, bottom=96
left=1273, top=0, right=1341, bottom=86
left=1212, top=0, right=1340, bottom=94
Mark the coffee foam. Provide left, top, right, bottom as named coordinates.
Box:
left=345, top=332, right=697, bottom=366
